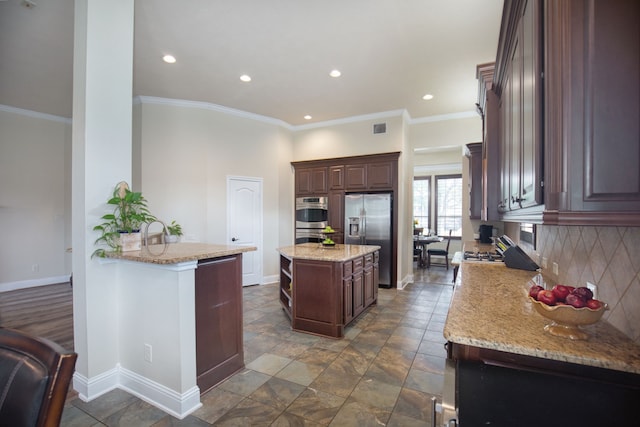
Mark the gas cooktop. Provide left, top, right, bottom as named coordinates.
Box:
left=463, top=250, right=504, bottom=262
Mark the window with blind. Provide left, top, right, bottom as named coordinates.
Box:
left=413, top=177, right=431, bottom=232
left=435, top=174, right=462, bottom=237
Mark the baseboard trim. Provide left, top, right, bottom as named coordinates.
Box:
left=73, top=364, right=201, bottom=419
left=119, top=366, right=202, bottom=419
left=0, top=275, right=70, bottom=293
left=397, top=274, right=413, bottom=289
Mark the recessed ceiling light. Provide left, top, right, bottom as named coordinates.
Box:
left=240, top=74, right=252, bottom=82
left=329, top=69, right=342, bottom=78
left=162, top=55, right=176, bottom=64
left=304, top=115, right=312, bottom=120
left=422, top=93, right=434, bottom=100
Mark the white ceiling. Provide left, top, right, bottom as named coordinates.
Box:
left=0, top=0, right=503, bottom=126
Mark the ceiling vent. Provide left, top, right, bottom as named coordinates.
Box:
left=373, top=123, right=386, bottom=134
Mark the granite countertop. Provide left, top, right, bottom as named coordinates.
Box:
left=277, top=242, right=380, bottom=262
left=444, top=262, right=640, bottom=375
left=104, top=242, right=257, bottom=265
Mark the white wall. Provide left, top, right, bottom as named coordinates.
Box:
left=292, top=113, right=405, bottom=160
left=409, top=115, right=483, bottom=254
left=0, top=107, right=71, bottom=290
left=1, top=105, right=483, bottom=291
left=134, top=100, right=293, bottom=282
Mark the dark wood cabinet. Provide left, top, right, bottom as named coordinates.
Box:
left=345, top=164, right=367, bottom=191
left=466, top=143, right=483, bottom=219
left=292, top=152, right=400, bottom=285
left=195, top=255, right=244, bottom=394
left=367, top=162, right=395, bottom=190
left=279, top=250, right=378, bottom=338
left=363, top=253, right=377, bottom=308
left=329, top=165, right=345, bottom=190
left=543, top=0, right=640, bottom=225
left=295, top=167, right=327, bottom=195
left=494, top=0, right=543, bottom=218
left=343, top=161, right=395, bottom=191
left=327, top=191, right=344, bottom=243
left=476, top=63, right=501, bottom=221
left=493, top=0, right=640, bottom=225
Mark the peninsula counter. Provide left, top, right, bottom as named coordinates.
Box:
left=99, top=242, right=256, bottom=418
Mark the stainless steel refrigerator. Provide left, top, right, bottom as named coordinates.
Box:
left=344, top=193, right=393, bottom=287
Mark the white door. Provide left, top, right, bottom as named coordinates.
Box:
left=227, top=176, right=262, bottom=286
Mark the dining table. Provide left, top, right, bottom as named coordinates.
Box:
left=413, top=235, right=444, bottom=268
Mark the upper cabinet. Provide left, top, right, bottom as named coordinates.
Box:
left=494, top=0, right=544, bottom=221
left=295, top=167, right=328, bottom=195
left=476, top=63, right=501, bottom=221
left=466, top=143, right=483, bottom=220
left=543, top=0, right=640, bottom=225
left=492, top=0, right=640, bottom=226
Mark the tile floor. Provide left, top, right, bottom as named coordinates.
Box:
left=61, top=267, right=454, bottom=426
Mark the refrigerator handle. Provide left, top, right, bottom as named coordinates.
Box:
left=360, top=215, right=365, bottom=243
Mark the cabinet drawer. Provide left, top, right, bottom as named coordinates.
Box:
left=364, top=254, right=374, bottom=266
left=343, top=261, right=353, bottom=277
left=353, top=256, right=364, bottom=271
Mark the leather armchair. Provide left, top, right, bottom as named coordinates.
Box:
left=0, top=327, right=77, bottom=427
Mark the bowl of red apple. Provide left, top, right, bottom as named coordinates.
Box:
left=528, top=284, right=608, bottom=340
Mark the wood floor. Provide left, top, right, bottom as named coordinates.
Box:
left=0, top=282, right=74, bottom=351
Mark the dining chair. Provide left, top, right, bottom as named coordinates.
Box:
left=0, top=327, right=77, bottom=427
left=427, top=229, right=452, bottom=269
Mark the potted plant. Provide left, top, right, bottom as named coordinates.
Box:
left=92, top=181, right=156, bottom=258
left=165, top=220, right=183, bottom=243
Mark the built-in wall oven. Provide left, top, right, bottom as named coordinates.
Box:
left=295, top=196, right=328, bottom=243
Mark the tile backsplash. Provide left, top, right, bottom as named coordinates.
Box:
left=510, top=224, right=640, bottom=345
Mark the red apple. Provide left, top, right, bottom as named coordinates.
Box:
left=572, top=287, right=594, bottom=301
left=566, top=293, right=587, bottom=308
left=536, top=290, right=557, bottom=306
left=586, top=299, right=602, bottom=310
left=551, top=284, right=572, bottom=302
left=529, top=285, right=544, bottom=300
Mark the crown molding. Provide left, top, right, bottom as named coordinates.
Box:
left=409, top=110, right=478, bottom=124
left=134, top=96, right=292, bottom=129
left=291, top=109, right=408, bottom=131
left=0, top=104, right=71, bottom=124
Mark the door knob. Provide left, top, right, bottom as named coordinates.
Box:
left=231, top=237, right=238, bottom=242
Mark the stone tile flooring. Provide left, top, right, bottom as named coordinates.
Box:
left=61, top=267, right=454, bottom=426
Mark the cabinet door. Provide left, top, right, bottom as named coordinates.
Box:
left=345, top=164, right=367, bottom=190
left=343, top=278, right=353, bottom=325
left=328, top=191, right=344, bottom=232
left=195, top=255, right=243, bottom=393
left=467, top=143, right=483, bottom=219
left=509, top=35, right=522, bottom=210
left=544, top=0, right=640, bottom=223
left=363, top=266, right=374, bottom=307
left=367, top=161, right=394, bottom=190
left=519, top=0, right=543, bottom=209
left=352, top=270, right=364, bottom=317
left=329, top=165, right=345, bottom=190
left=499, top=73, right=511, bottom=213
left=295, top=167, right=327, bottom=195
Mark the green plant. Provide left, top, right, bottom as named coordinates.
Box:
left=166, top=220, right=183, bottom=236
left=92, top=182, right=156, bottom=258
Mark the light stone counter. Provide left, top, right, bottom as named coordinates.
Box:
left=444, top=262, right=640, bottom=375
left=105, top=242, right=256, bottom=264
left=277, top=242, right=380, bottom=262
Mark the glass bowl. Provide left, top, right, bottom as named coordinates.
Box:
left=528, top=296, right=608, bottom=340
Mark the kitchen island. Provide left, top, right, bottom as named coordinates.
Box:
left=444, top=262, right=640, bottom=426
left=277, top=243, right=380, bottom=338
left=101, top=242, right=256, bottom=418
